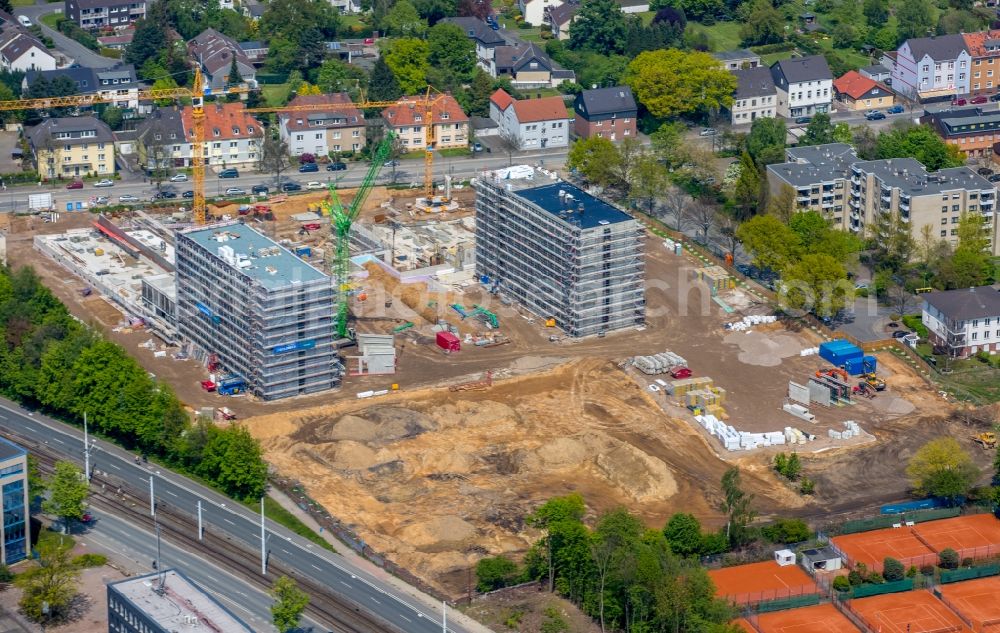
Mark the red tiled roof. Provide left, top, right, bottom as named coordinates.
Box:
left=180, top=102, right=263, bottom=142
left=382, top=94, right=469, bottom=127
left=833, top=70, right=885, bottom=100
left=491, top=88, right=567, bottom=123
left=490, top=88, right=513, bottom=111
left=963, top=30, right=1000, bottom=58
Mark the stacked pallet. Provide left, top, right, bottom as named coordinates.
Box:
left=633, top=351, right=687, bottom=375
left=667, top=376, right=713, bottom=396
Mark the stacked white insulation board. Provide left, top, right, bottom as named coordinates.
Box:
left=829, top=420, right=861, bottom=440
left=633, top=351, right=687, bottom=375
left=694, top=415, right=860, bottom=452
left=725, top=314, right=778, bottom=331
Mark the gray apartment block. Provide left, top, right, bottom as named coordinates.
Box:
left=175, top=221, right=341, bottom=400
left=474, top=179, right=645, bottom=337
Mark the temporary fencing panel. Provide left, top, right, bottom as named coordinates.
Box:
left=840, top=515, right=900, bottom=534
left=906, top=507, right=962, bottom=523
left=755, top=594, right=821, bottom=613
left=939, top=564, right=1000, bottom=584
left=850, top=578, right=914, bottom=599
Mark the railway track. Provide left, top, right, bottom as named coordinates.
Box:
left=15, top=429, right=404, bottom=633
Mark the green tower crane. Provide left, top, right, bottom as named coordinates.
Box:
left=324, top=132, right=396, bottom=339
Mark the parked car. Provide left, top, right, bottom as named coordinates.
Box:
left=990, top=174, right=1000, bottom=183
left=182, top=190, right=194, bottom=198
left=952, top=97, right=967, bottom=106
left=169, top=174, right=188, bottom=182
left=978, top=167, right=994, bottom=176
left=225, top=187, right=246, bottom=196
left=94, top=179, right=114, bottom=187
left=299, top=162, right=319, bottom=173
left=218, top=168, right=240, bottom=178
left=251, top=184, right=269, bottom=194
left=472, top=142, right=483, bottom=152
left=364, top=37, right=375, bottom=44
left=94, top=196, right=109, bottom=205
left=305, top=181, right=324, bottom=190
left=991, top=93, right=1000, bottom=103
left=17, top=15, right=31, bottom=27
left=699, top=128, right=717, bottom=136
left=971, top=95, right=988, bottom=104
left=154, top=190, right=177, bottom=199
left=66, top=180, right=84, bottom=189
left=384, top=159, right=400, bottom=167
left=119, top=194, right=139, bottom=203
left=794, top=116, right=812, bottom=124
left=326, top=162, right=347, bottom=171
left=892, top=329, right=909, bottom=339
left=886, top=104, right=905, bottom=114
left=280, top=181, right=302, bottom=192
left=865, top=110, right=885, bottom=120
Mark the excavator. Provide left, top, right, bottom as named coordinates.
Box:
left=972, top=432, right=997, bottom=451
left=861, top=372, right=886, bottom=391
left=816, top=367, right=850, bottom=382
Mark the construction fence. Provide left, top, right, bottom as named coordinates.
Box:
left=939, top=564, right=1000, bottom=584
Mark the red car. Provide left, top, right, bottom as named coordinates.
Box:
left=670, top=366, right=693, bottom=379
left=66, top=180, right=84, bottom=189
left=952, top=97, right=967, bottom=106
left=200, top=380, right=216, bottom=392
left=971, top=95, right=988, bottom=104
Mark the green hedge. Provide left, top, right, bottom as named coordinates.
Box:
left=940, top=564, right=1000, bottom=584
left=851, top=579, right=913, bottom=599
left=1, top=171, right=39, bottom=184
left=901, top=314, right=929, bottom=339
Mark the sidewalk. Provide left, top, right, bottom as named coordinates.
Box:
left=267, top=488, right=495, bottom=633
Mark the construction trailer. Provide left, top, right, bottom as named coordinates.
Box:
left=474, top=179, right=645, bottom=338
left=175, top=221, right=342, bottom=400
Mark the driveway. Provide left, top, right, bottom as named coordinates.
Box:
left=16, top=1, right=121, bottom=68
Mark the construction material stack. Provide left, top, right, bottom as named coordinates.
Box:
left=695, top=265, right=734, bottom=294
left=632, top=350, right=687, bottom=375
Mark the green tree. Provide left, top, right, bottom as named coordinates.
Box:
left=0, top=0, right=10, bottom=13
left=151, top=76, right=180, bottom=107
left=732, top=151, right=762, bottom=219
left=631, top=152, right=671, bottom=215
left=781, top=253, right=850, bottom=318
left=720, top=467, right=756, bottom=547
left=875, top=123, right=964, bottom=170
left=740, top=0, right=785, bottom=46
left=939, top=548, right=960, bottom=570
left=883, top=557, right=905, bottom=581
left=227, top=56, right=243, bottom=87
left=125, top=18, right=167, bottom=70
left=27, top=455, right=45, bottom=503
left=368, top=57, right=403, bottom=102
left=383, top=38, right=430, bottom=94
left=624, top=49, right=736, bottom=119
left=413, top=0, right=456, bottom=23
left=832, top=122, right=852, bottom=144
left=896, top=0, right=935, bottom=42
left=773, top=452, right=788, bottom=476
left=863, top=0, right=888, bottom=26
left=569, top=0, right=629, bottom=54
left=270, top=575, right=309, bottom=632
left=567, top=136, right=620, bottom=187
left=736, top=214, right=800, bottom=271
left=42, top=461, right=89, bottom=534
left=761, top=519, right=810, bottom=543
left=99, top=106, right=124, bottom=131
left=16, top=540, right=79, bottom=624
left=259, top=0, right=339, bottom=71
left=947, top=212, right=993, bottom=288
left=784, top=453, right=801, bottom=481
left=650, top=121, right=686, bottom=167
left=475, top=556, right=520, bottom=591
left=316, top=58, right=368, bottom=95
left=202, top=424, right=268, bottom=501
left=663, top=513, right=703, bottom=557
left=384, top=0, right=426, bottom=36
left=427, top=23, right=475, bottom=81
left=746, top=117, right=786, bottom=165
left=906, top=438, right=980, bottom=501
left=800, top=113, right=835, bottom=146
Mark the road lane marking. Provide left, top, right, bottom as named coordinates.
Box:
left=340, top=581, right=351, bottom=588
left=52, top=437, right=64, bottom=444
left=223, top=518, right=235, bottom=526
left=165, top=490, right=178, bottom=497
left=400, top=615, right=411, bottom=623
left=108, top=463, right=121, bottom=470
left=369, top=596, right=381, bottom=604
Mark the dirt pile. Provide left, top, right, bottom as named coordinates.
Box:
left=246, top=359, right=798, bottom=597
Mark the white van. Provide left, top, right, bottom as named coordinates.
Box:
left=17, top=15, right=32, bottom=27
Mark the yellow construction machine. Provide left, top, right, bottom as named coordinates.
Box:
left=971, top=432, right=997, bottom=450
left=862, top=372, right=886, bottom=391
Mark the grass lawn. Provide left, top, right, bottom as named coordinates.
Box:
left=40, top=14, right=61, bottom=28
left=261, top=496, right=335, bottom=552
left=637, top=10, right=656, bottom=26
left=11, top=0, right=35, bottom=6
left=686, top=21, right=743, bottom=52
left=261, top=84, right=289, bottom=108
left=516, top=25, right=549, bottom=44
left=761, top=50, right=796, bottom=65
left=340, top=14, right=366, bottom=29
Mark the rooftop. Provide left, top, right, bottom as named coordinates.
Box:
left=515, top=182, right=634, bottom=229
left=713, top=49, right=760, bottom=61
left=770, top=144, right=857, bottom=186
left=904, top=33, right=968, bottom=62
left=181, top=222, right=328, bottom=290
left=732, top=66, right=776, bottom=99
left=772, top=55, right=832, bottom=84
left=924, top=285, right=1000, bottom=321
left=109, top=569, right=252, bottom=632
left=833, top=70, right=889, bottom=100
left=0, top=436, right=25, bottom=462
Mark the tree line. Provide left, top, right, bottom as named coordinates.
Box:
left=0, top=265, right=268, bottom=501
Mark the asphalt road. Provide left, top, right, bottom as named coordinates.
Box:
left=0, top=397, right=470, bottom=633
left=16, top=1, right=122, bottom=68
left=0, top=148, right=569, bottom=212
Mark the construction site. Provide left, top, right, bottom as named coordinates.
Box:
left=7, top=157, right=999, bottom=605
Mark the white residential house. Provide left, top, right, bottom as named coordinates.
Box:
left=0, top=31, right=56, bottom=73
left=770, top=55, right=833, bottom=118
left=278, top=93, right=365, bottom=157
left=518, top=0, right=563, bottom=26
left=135, top=103, right=263, bottom=169
left=729, top=66, right=777, bottom=125
left=489, top=88, right=569, bottom=149
left=922, top=286, right=1000, bottom=358
left=441, top=17, right=505, bottom=72
left=889, top=34, right=971, bottom=99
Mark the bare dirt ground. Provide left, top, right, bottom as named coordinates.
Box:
left=463, top=585, right=601, bottom=633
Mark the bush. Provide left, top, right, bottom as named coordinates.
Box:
left=939, top=548, right=960, bottom=570
left=883, top=557, right=905, bottom=581
left=773, top=452, right=802, bottom=481
left=901, top=314, right=929, bottom=339
left=868, top=571, right=885, bottom=584
left=832, top=575, right=850, bottom=592
left=299, top=153, right=316, bottom=164
left=761, top=518, right=811, bottom=544
left=475, top=556, right=520, bottom=592
left=750, top=42, right=796, bottom=55
left=799, top=477, right=816, bottom=495
left=920, top=564, right=935, bottom=576
left=962, top=557, right=974, bottom=567
left=847, top=570, right=863, bottom=586
left=907, top=565, right=918, bottom=578
left=0, top=565, right=13, bottom=583
left=72, top=553, right=107, bottom=568
left=56, top=18, right=100, bottom=51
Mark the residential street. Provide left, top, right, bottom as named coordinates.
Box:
left=16, top=1, right=122, bottom=68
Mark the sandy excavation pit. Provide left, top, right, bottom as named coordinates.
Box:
left=246, top=359, right=803, bottom=597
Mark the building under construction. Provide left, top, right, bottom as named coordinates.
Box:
left=175, top=221, right=341, bottom=400
left=474, top=178, right=645, bottom=337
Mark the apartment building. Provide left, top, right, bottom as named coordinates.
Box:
left=922, top=286, right=1000, bottom=358
left=279, top=93, right=365, bottom=157
left=770, top=55, right=833, bottom=118
left=175, top=222, right=341, bottom=400
left=0, top=438, right=27, bottom=566
left=573, top=85, right=637, bottom=141
left=27, top=116, right=115, bottom=178
left=382, top=95, right=469, bottom=150
left=64, top=0, right=145, bottom=28
left=23, top=64, right=144, bottom=111
left=728, top=66, right=777, bottom=125
left=489, top=88, right=570, bottom=149
left=963, top=30, right=1000, bottom=95
left=833, top=70, right=894, bottom=111
left=922, top=107, right=1000, bottom=159
left=889, top=34, right=970, bottom=99
left=136, top=103, right=262, bottom=169
left=767, top=143, right=999, bottom=256
left=474, top=178, right=645, bottom=337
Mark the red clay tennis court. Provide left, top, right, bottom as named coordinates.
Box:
left=912, top=515, right=1000, bottom=559
left=848, top=589, right=973, bottom=633
left=708, top=560, right=817, bottom=604
left=832, top=527, right=936, bottom=570
left=938, top=576, right=1000, bottom=631
left=753, top=603, right=861, bottom=633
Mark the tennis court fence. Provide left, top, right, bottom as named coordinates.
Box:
left=939, top=563, right=1000, bottom=584
left=849, top=578, right=914, bottom=599
left=755, top=594, right=821, bottom=613
left=725, top=584, right=821, bottom=607
left=934, top=589, right=978, bottom=631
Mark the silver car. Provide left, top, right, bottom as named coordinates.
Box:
left=225, top=187, right=246, bottom=196
left=118, top=194, right=139, bottom=203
